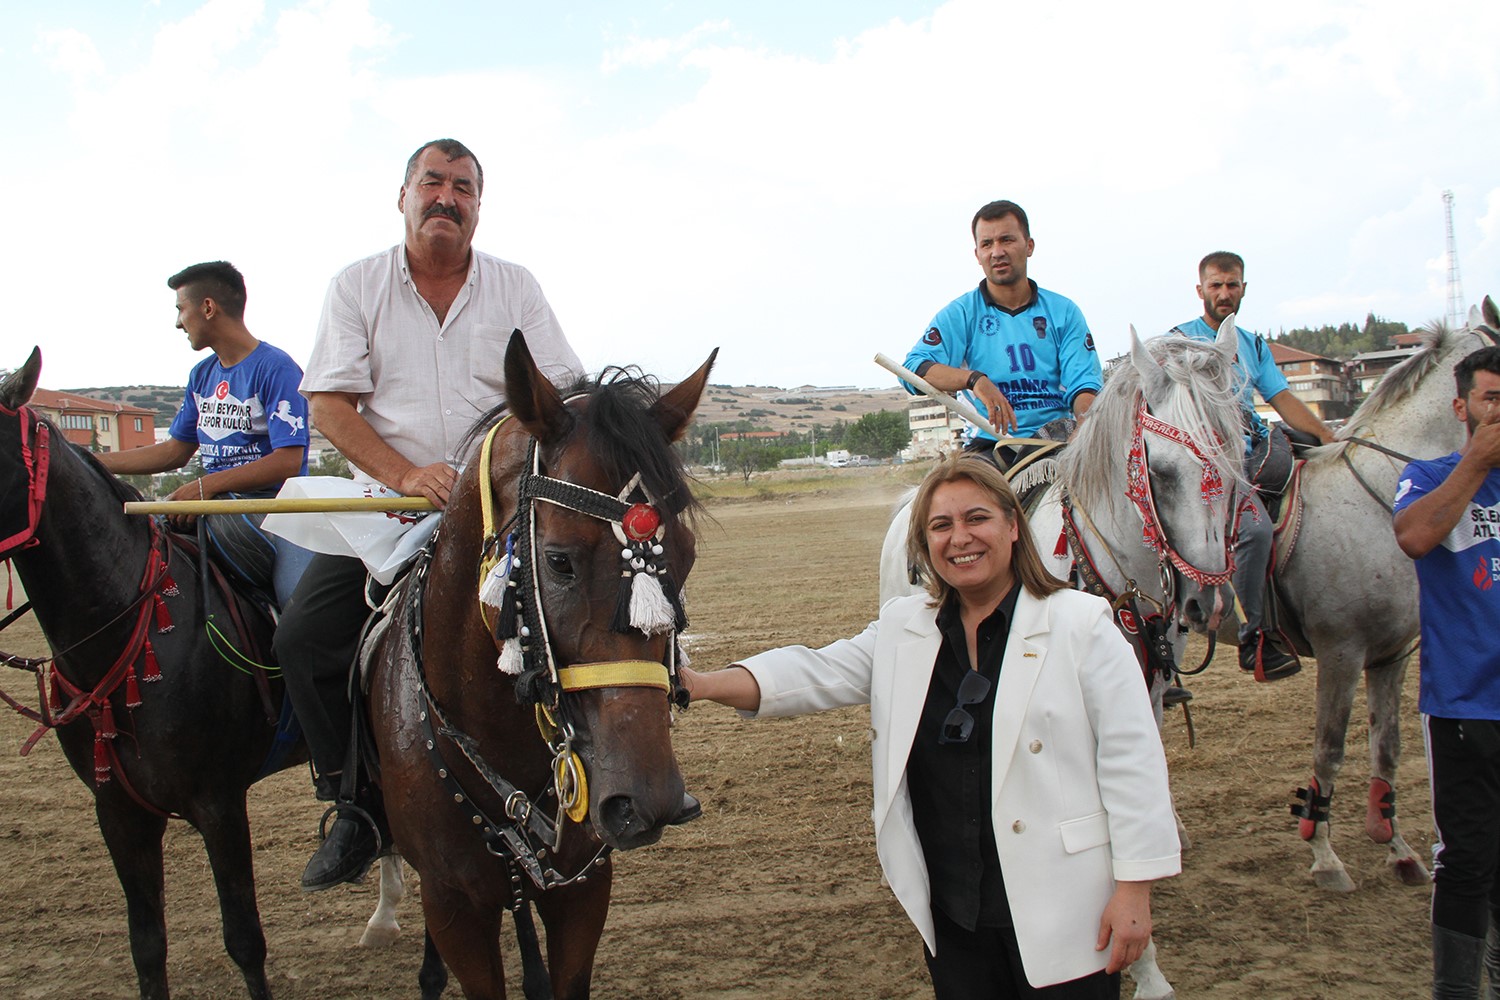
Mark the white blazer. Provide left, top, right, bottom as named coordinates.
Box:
left=739, top=587, right=1181, bottom=988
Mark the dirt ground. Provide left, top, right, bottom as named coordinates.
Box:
left=0, top=470, right=1434, bottom=998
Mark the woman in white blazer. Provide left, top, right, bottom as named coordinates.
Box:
left=684, top=455, right=1180, bottom=998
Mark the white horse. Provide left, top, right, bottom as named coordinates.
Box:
left=1272, top=297, right=1500, bottom=891
left=879, top=321, right=1247, bottom=1000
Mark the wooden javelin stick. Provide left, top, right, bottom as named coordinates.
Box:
left=872, top=352, right=990, bottom=431
left=123, top=496, right=438, bottom=516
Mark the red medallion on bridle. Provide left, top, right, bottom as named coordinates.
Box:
left=1124, top=397, right=1235, bottom=589
left=621, top=503, right=661, bottom=542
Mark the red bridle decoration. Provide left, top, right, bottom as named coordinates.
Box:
left=0, top=404, right=50, bottom=559
left=1124, top=397, right=1235, bottom=588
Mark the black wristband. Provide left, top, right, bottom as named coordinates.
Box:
left=966, top=371, right=985, bottom=391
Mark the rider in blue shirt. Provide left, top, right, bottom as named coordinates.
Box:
left=1172, top=252, right=1334, bottom=681
left=902, top=201, right=1101, bottom=458
left=1392, top=345, right=1500, bottom=996
left=98, top=261, right=312, bottom=606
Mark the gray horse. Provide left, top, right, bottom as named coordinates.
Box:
left=1275, top=296, right=1500, bottom=891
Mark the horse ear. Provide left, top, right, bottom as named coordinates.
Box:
left=1482, top=296, right=1500, bottom=335
left=650, top=349, right=718, bottom=443
left=1214, top=313, right=1240, bottom=364
left=504, top=330, right=573, bottom=444
left=1130, top=326, right=1170, bottom=403
left=0, top=347, right=42, bottom=410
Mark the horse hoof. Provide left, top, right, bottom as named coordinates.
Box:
left=359, top=922, right=402, bottom=949
left=1392, top=856, right=1432, bottom=887
left=1132, top=987, right=1175, bottom=1000
left=1312, top=867, right=1356, bottom=893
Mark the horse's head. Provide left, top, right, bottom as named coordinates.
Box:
left=494, top=332, right=715, bottom=851
left=1062, top=321, right=1243, bottom=634
left=1124, top=319, right=1245, bottom=631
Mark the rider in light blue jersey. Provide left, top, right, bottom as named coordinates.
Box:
left=1172, top=251, right=1334, bottom=681
left=902, top=200, right=1102, bottom=459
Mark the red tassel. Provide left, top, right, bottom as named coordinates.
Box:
left=160, top=571, right=179, bottom=598
left=125, top=666, right=142, bottom=708
left=153, top=593, right=174, bottom=633
left=94, top=733, right=111, bottom=785
left=142, top=643, right=162, bottom=682
left=99, top=701, right=116, bottom=739
left=1054, top=530, right=1068, bottom=558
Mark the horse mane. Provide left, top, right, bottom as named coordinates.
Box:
left=1060, top=334, right=1247, bottom=514
left=464, top=368, right=701, bottom=519
left=1338, top=322, right=1454, bottom=439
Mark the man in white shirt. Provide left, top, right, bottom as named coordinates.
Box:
left=276, top=138, right=584, bottom=890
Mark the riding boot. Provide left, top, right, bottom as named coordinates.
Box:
left=302, top=784, right=385, bottom=892
left=1485, top=922, right=1500, bottom=999
left=669, top=791, right=702, bottom=826
left=1238, top=630, right=1301, bottom=681
left=1433, top=924, right=1485, bottom=999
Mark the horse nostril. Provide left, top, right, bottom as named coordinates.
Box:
left=600, top=795, right=640, bottom=839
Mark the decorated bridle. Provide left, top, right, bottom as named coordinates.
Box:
left=1122, top=396, right=1237, bottom=590
left=406, top=411, right=688, bottom=898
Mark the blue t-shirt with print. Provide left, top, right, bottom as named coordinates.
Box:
left=1173, top=316, right=1289, bottom=452
left=168, top=342, right=309, bottom=476
left=1393, top=452, right=1500, bottom=719
left=903, top=280, right=1101, bottom=441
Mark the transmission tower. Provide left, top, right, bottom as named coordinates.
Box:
left=1444, top=190, right=1466, bottom=330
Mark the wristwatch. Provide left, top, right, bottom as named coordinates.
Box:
left=966, top=371, right=985, bottom=391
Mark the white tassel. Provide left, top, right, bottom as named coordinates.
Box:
left=479, top=558, right=510, bottom=612
left=629, top=572, right=675, bottom=635
left=497, top=637, right=525, bottom=675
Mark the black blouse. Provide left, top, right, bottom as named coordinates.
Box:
left=905, top=583, right=1021, bottom=931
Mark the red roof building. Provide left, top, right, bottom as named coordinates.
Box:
left=29, top=388, right=157, bottom=452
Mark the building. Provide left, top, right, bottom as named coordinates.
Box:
left=904, top=397, right=966, bottom=459
left=1255, top=343, right=1355, bottom=423
left=1348, top=346, right=1420, bottom=395
left=29, top=388, right=156, bottom=453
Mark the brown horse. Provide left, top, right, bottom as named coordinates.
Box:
left=366, top=333, right=714, bottom=998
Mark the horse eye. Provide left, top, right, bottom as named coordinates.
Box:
left=544, top=551, right=574, bottom=577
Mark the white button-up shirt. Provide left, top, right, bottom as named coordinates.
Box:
left=302, top=244, right=583, bottom=485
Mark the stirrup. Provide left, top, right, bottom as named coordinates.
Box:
left=316, top=800, right=385, bottom=856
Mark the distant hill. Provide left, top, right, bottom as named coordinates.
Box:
left=65, top=385, right=182, bottom=425
left=690, top=383, right=910, bottom=434
left=65, top=382, right=915, bottom=441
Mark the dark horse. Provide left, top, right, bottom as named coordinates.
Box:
left=0, top=348, right=300, bottom=999
left=366, top=333, right=714, bottom=998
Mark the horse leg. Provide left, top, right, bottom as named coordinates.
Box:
left=420, top=881, right=507, bottom=999
left=95, top=798, right=171, bottom=1000
left=197, top=797, right=272, bottom=1000
left=1148, top=672, right=1190, bottom=851
left=418, top=927, right=450, bottom=1000
left=1301, top=652, right=1359, bottom=892
left=359, top=854, right=407, bottom=948
left=1365, top=656, right=1431, bottom=886
left=534, top=865, right=612, bottom=1000
left=1127, top=939, right=1175, bottom=1000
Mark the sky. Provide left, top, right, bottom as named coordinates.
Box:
left=4, top=0, right=1498, bottom=392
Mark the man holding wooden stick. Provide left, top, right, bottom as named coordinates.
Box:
left=276, top=138, right=583, bottom=891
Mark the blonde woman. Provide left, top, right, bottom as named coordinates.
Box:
left=684, top=455, right=1179, bottom=998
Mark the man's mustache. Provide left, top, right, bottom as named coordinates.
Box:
left=424, top=204, right=463, bottom=224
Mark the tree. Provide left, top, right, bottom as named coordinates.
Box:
left=311, top=450, right=351, bottom=478
left=720, top=440, right=779, bottom=484
left=844, top=409, right=909, bottom=458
